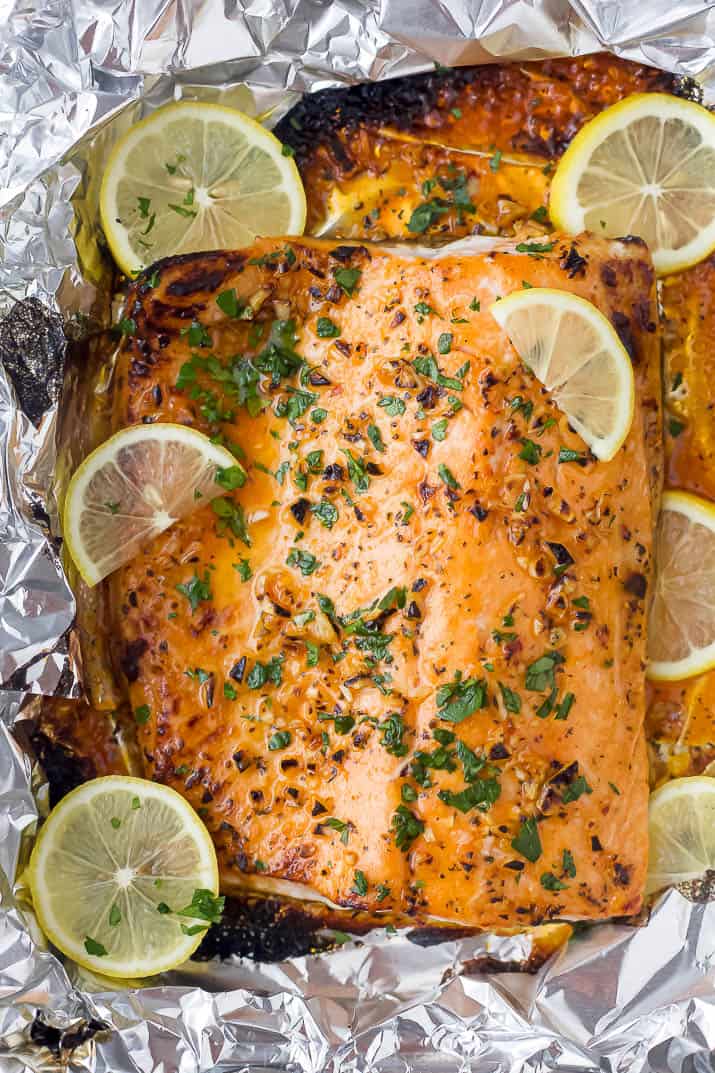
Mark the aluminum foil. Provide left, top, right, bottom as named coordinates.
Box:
left=3, top=0, right=715, bottom=1070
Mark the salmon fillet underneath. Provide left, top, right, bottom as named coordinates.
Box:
left=111, top=233, right=658, bottom=928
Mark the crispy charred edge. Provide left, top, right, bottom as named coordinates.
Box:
left=275, top=58, right=697, bottom=167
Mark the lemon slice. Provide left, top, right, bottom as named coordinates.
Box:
left=29, top=776, right=220, bottom=978
left=100, top=101, right=307, bottom=275
left=63, top=423, right=238, bottom=586
left=648, top=775, right=715, bottom=893
left=550, top=93, right=715, bottom=276
left=648, top=490, right=715, bottom=681
left=490, top=287, right=634, bottom=461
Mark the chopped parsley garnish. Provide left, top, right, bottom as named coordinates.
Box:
left=469, top=297, right=481, bottom=311
left=176, top=570, right=212, bottom=613
left=324, top=817, right=351, bottom=844
left=438, top=777, right=501, bottom=813
left=84, top=936, right=107, bottom=957
left=499, top=682, right=521, bottom=713
left=561, top=775, right=592, bottom=803
left=247, top=656, right=284, bottom=689
left=511, top=817, right=542, bottom=862
left=216, top=288, right=251, bottom=318
left=108, top=903, right=121, bottom=927
left=212, top=498, right=250, bottom=546
left=351, top=870, right=368, bottom=896
left=267, top=730, right=292, bottom=751
left=541, top=872, right=568, bottom=891
left=414, top=301, right=434, bottom=316
left=411, top=744, right=457, bottom=787
left=224, top=681, right=238, bottom=700
left=176, top=888, right=225, bottom=931
left=134, top=704, right=150, bottom=725
left=376, top=883, right=391, bottom=902
left=558, top=446, right=586, bottom=464
left=311, top=499, right=339, bottom=529
left=379, top=396, right=406, bottom=417
left=342, top=449, right=370, bottom=493
left=438, top=463, right=460, bottom=490
left=334, top=267, right=361, bottom=296
left=377, top=712, right=409, bottom=756
left=317, top=316, right=340, bottom=338
left=181, top=320, right=211, bottom=348
left=515, top=240, right=554, bottom=255
left=319, top=712, right=355, bottom=734
left=525, top=651, right=564, bottom=692
left=562, top=849, right=576, bottom=877
left=169, top=200, right=197, bottom=218
left=276, top=386, right=318, bottom=425
left=555, top=692, right=575, bottom=720
left=391, top=804, right=424, bottom=851
left=401, top=783, right=417, bottom=803
left=489, top=148, right=502, bottom=171
left=437, top=332, right=452, bottom=354
left=233, top=558, right=252, bottom=582
left=306, top=449, right=323, bottom=472
left=118, top=317, right=136, bottom=336
left=311, top=408, right=328, bottom=423
left=535, top=689, right=557, bottom=719
left=432, top=418, right=448, bottom=441
left=367, top=423, right=385, bottom=453
left=668, top=417, right=685, bottom=438
left=216, top=464, right=247, bottom=491
left=436, top=671, right=487, bottom=723
left=455, top=738, right=485, bottom=781
left=519, top=438, right=541, bottom=465
left=286, top=548, right=321, bottom=575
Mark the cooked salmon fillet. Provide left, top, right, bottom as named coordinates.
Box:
left=647, top=257, right=715, bottom=775
left=109, top=232, right=658, bottom=927
left=274, top=54, right=687, bottom=241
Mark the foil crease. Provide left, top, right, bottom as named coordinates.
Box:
left=2, top=0, right=715, bottom=1070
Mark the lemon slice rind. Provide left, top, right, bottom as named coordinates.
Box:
left=63, top=422, right=237, bottom=587
left=490, top=287, right=635, bottom=462
left=550, top=93, right=715, bottom=277
left=29, top=775, right=219, bottom=978
left=100, top=101, right=307, bottom=276
left=647, top=775, right=715, bottom=894
left=648, top=490, right=715, bottom=682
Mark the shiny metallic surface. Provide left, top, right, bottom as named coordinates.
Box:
left=1, top=1, right=715, bottom=1069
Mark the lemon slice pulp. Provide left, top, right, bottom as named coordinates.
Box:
left=550, top=93, right=715, bottom=276
left=63, top=423, right=239, bottom=586
left=100, top=101, right=307, bottom=275
left=648, top=490, right=715, bottom=681
left=29, top=776, right=220, bottom=978
left=490, top=287, right=634, bottom=461
left=648, top=775, right=715, bottom=894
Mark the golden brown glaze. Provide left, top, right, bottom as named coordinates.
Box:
left=110, top=232, right=658, bottom=927
left=275, top=55, right=679, bottom=241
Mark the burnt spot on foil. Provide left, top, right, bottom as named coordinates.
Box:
left=30, top=1015, right=110, bottom=1058
left=0, top=298, right=65, bottom=426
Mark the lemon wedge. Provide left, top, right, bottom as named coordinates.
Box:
left=648, top=775, right=715, bottom=894
left=63, top=423, right=239, bottom=586
left=29, top=776, right=220, bottom=978
left=648, top=490, right=715, bottom=681
left=100, top=101, right=307, bottom=275
left=490, top=287, right=634, bottom=461
left=550, top=93, right=715, bottom=276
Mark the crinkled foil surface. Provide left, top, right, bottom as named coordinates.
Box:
left=2, top=1, right=715, bottom=1070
